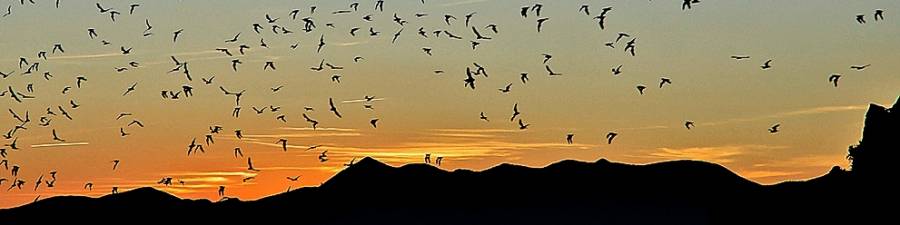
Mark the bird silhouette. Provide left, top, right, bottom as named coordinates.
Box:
left=685, top=121, right=695, bottom=130
left=51, top=129, right=64, bottom=142
left=510, top=103, right=521, bottom=121
left=769, top=124, right=781, bottom=133
left=329, top=98, right=342, bottom=118
left=612, top=65, right=623, bottom=75
left=850, top=64, right=871, bottom=71
left=659, top=77, right=672, bottom=88
left=480, top=112, right=490, bottom=122
left=277, top=139, right=288, bottom=151
left=518, top=119, right=530, bottom=130
left=498, top=83, right=512, bottom=93
left=579, top=5, right=590, bottom=15
left=536, top=17, right=550, bottom=32
left=173, top=29, right=184, bottom=43
left=828, top=74, right=841, bottom=87
left=761, top=59, right=773, bottom=70
left=318, top=151, right=328, bottom=162
left=636, top=85, right=647, bottom=95
left=302, top=113, right=319, bottom=130
left=606, top=132, right=618, bottom=144
left=247, top=157, right=259, bottom=171
left=344, top=157, right=357, bottom=167
left=624, top=38, right=636, bottom=56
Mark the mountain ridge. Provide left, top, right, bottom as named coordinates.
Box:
left=1, top=97, right=897, bottom=224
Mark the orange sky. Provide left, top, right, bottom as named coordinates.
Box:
left=1, top=0, right=899, bottom=208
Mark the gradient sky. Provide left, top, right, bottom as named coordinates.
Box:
left=1, top=0, right=898, bottom=208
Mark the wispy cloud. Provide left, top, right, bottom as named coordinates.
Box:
left=45, top=52, right=121, bottom=60
left=427, top=128, right=519, bottom=139
left=341, top=98, right=386, bottom=104
left=332, top=41, right=368, bottom=47
left=278, top=127, right=358, bottom=132
left=701, top=105, right=867, bottom=126
left=242, top=132, right=361, bottom=139
left=312, top=140, right=597, bottom=163
left=641, top=145, right=788, bottom=163
left=619, top=125, right=670, bottom=131
left=167, top=171, right=258, bottom=177
left=30, top=142, right=90, bottom=148
left=431, top=133, right=498, bottom=138
left=430, top=128, right=519, bottom=133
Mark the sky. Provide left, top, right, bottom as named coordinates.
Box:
left=0, top=0, right=898, bottom=208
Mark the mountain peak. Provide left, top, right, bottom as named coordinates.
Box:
left=353, top=156, right=390, bottom=169
left=100, top=187, right=178, bottom=201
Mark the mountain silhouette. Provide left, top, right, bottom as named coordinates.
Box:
left=1, top=97, right=898, bottom=224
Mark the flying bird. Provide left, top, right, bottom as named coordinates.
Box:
left=247, top=157, right=258, bottom=171
left=51, top=129, right=64, bottom=142
left=498, top=83, right=512, bottom=93
left=850, top=64, right=870, bottom=71
left=761, top=59, right=773, bottom=70
left=536, top=17, right=550, bottom=32
left=828, top=74, right=841, bottom=87
left=277, top=139, right=288, bottom=151
left=769, top=124, right=781, bottom=133
left=606, top=132, right=618, bottom=144
left=510, top=103, right=521, bottom=121
left=685, top=121, right=695, bottom=130
left=659, top=77, right=672, bottom=88
left=518, top=119, right=530, bottom=130
left=636, top=85, right=647, bottom=95
left=329, top=98, right=342, bottom=118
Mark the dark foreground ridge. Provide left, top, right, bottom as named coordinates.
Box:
left=1, top=97, right=898, bottom=224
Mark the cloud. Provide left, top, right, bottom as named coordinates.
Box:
left=168, top=171, right=258, bottom=177
left=642, top=145, right=788, bottom=163
left=618, top=125, right=670, bottom=131
left=332, top=41, right=368, bottom=47
left=431, top=133, right=498, bottom=138
left=700, top=105, right=867, bottom=126
left=278, top=127, right=358, bottom=132
left=45, top=52, right=122, bottom=60
left=775, top=105, right=867, bottom=117
left=310, top=140, right=597, bottom=163
left=430, top=128, right=519, bottom=133
left=30, top=142, right=90, bottom=148
left=341, top=98, right=386, bottom=104
left=242, top=132, right=361, bottom=139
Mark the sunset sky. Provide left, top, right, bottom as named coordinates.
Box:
left=1, top=0, right=899, bottom=208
